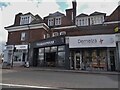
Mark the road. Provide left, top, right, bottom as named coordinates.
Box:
left=1, top=68, right=119, bottom=89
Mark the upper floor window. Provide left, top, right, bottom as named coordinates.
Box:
left=82, top=19, right=84, bottom=26
left=91, top=17, right=94, bottom=25
left=55, top=17, right=61, bottom=25
left=60, top=31, right=66, bottom=35
left=43, top=34, right=46, bottom=39
left=79, top=20, right=81, bottom=26
left=48, top=18, right=54, bottom=26
left=20, top=16, right=30, bottom=25
left=47, top=34, right=50, bottom=38
left=52, top=32, right=59, bottom=37
left=21, top=32, right=27, bottom=41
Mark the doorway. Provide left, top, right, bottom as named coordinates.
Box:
left=110, top=50, right=116, bottom=71
left=45, top=52, right=56, bottom=67
left=33, top=49, right=39, bottom=67
left=74, top=52, right=82, bottom=70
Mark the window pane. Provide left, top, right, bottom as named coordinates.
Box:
left=58, top=52, right=65, bottom=66
left=51, top=46, right=57, bottom=52
left=45, top=47, right=50, bottom=52
left=58, top=46, right=65, bottom=51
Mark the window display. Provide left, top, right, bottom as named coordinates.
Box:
left=82, top=49, right=106, bottom=70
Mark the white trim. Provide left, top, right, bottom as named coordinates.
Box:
left=52, top=25, right=76, bottom=29
left=104, top=21, right=120, bottom=24
left=5, top=23, right=49, bottom=32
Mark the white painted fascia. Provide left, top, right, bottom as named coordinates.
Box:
left=104, top=21, right=120, bottom=24
left=5, top=23, right=49, bottom=32
left=52, top=25, right=77, bottom=30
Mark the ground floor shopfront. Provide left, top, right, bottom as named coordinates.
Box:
left=4, top=45, right=28, bottom=66
left=29, top=36, right=70, bottom=69
left=29, top=34, right=119, bottom=71
left=69, top=34, right=119, bottom=71
left=69, top=48, right=116, bottom=71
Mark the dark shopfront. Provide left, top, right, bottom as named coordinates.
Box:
left=30, top=36, right=70, bottom=69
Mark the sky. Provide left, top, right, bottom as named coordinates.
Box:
left=0, top=0, right=120, bottom=53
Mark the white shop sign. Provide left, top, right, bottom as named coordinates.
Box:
left=15, top=45, right=28, bottom=50
left=6, top=45, right=14, bottom=50
left=69, top=34, right=116, bottom=48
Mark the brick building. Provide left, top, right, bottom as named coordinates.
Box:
left=4, top=1, right=120, bottom=71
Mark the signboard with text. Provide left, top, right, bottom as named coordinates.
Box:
left=69, top=34, right=116, bottom=48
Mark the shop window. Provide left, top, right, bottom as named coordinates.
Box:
left=58, top=46, right=65, bottom=51
left=91, top=50, right=107, bottom=69
left=38, top=48, right=44, bottom=66
left=58, top=52, right=65, bottom=66
left=14, top=50, right=22, bottom=62
left=51, top=46, right=57, bottom=52
left=45, top=47, right=50, bottom=52
left=39, top=48, right=44, bottom=53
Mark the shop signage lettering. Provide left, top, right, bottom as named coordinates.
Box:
left=78, top=39, right=97, bottom=44
left=36, top=41, right=55, bottom=46
left=15, top=45, right=28, bottom=50
left=6, top=45, right=14, bottom=50
left=69, top=34, right=116, bottom=48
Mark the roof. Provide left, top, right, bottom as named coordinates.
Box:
left=31, top=14, right=44, bottom=24
left=46, top=11, right=65, bottom=18
left=105, top=5, right=120, bottom=22
left=5, top=13, right=44, bottom=28
left=52, top=24, right=118, bottom=36
left=76, top=13, right=88, bottom=17
left=21, top=12, right=34, bottom=17
left=90, top=11, right=106, bottom=16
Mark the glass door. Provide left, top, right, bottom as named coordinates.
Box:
left=74, top=52, right=82, bottom=70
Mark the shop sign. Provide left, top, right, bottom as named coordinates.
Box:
left=116, top=34, right=120, bottom=41
left=15, top=45, right=28, bottom=50
left=35, top=37, right=65, bottom=47
left=6, top=45, right=14, bottom=50
left=69, top=34, right=116, bottom=48
left=36, top=41, right=55, bottom=47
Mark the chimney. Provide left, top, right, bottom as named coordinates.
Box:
left=14, top=13, right=22, bottom=25
left=72, top=0, right=77, bottom=25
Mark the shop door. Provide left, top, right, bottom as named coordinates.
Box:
left=74, top=52, right=82, bottom=70
left=45, top=52, right=56, bottom=67
left=110, top=50, right=116, bottom=71
left=33, top=49, right=39, bottom=67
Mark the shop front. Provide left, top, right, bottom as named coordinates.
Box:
left=30, top=36, right=69, bottom=69
left=4, top=45, right=28, bottom=66
left=69, top=34, right=117, bottom=71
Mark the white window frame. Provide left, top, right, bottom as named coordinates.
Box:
left=48, top=18, right=54, bottom=26
left=55, top=17, right=61, bottom=25
left=21, top=32, right=26, bottom=41
left=20, top=16, right=30, bottom=25
left=43, top=34, right=46, bottom=39
left=60, top=31, right=66, bottom=35
left=52, top=32, right=59, bottom=37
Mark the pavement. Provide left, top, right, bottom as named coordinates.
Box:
left=2, top=66, right=119, bottom=75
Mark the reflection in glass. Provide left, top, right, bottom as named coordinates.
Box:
left=58, top=52, right=65, bottom=66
